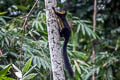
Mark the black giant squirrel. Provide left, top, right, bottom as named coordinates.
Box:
left=52, top=7, right=73, bottom=79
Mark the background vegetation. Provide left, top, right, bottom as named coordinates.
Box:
left=0, top=0, right=120, bottom=80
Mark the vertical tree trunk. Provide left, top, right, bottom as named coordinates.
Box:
left=44, top=0, right=65, bottom=80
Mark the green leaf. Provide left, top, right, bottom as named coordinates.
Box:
left=36, top=57, right=41, bottom=68
left=0, top=64, right=11, bottom=76
left=77, top=60, right=89, bottom=67
left=23, top=65, right=37, bottom=77
left=84, top=69, right=95, bottom=80
left=23, top=73, right=37, bottom=80
left=40, top=58, right=46, bottom=69
left=5, top=37, right=9, bottom=46
left=16, top=5, right=28, bottom=10
left=9, top=23, right=15, bottom=30
left=23, top=57, right=32, bottom=74
left=85, top=26, right=91, bottom=36
left=91, top=31, right=97, bottom=39
left=1, top=40, right=4, bottom=47
left=0, top=17, right=6, bottom=24
left=77, top=24, right=81, bottom=33
left=33, top=31, right=40, bottom=36
left=39, top=22, right=44, bottom=30
left=81, top=24, right=85, bottom=35
left=107, top=67, right=113, bottom=80
left=72, top=51, right=88, bottom=59
left=0, top=11, right=8, bottom=15
left=0, top=76, right=16, bottom=80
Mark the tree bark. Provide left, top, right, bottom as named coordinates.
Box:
left=44, top=0, right=65, bottom=80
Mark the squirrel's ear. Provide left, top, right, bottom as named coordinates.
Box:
left=52, top=7, right=66, bottom=15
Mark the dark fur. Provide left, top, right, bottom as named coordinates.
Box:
left=53, top=7, right=73, bottom=79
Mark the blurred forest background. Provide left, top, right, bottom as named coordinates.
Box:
left=0, top=0, right=120, bottom=80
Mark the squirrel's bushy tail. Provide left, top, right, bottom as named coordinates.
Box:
left=62, top=38, right=73, bottom=78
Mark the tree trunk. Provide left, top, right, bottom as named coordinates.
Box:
left=44, top=0, right=65, bottom=80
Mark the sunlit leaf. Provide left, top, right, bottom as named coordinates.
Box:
left=23, top=57, right=32, bottom=73
left=0, top=64, right=11, bottom=76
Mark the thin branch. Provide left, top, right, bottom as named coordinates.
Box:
left=92, top=0, right=97, bottom=80
left=21, top=0, right=39, bottom=32
left=93, top=0, right=97, bottom=32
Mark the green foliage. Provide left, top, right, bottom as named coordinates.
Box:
left=73, top=17, right=98, bottom=39
left=23, top=73, right=37, bottom=80
left=23, top=57, right=33, bottom=73
left=12, top=58, right=37, bottom=80
left=0, top=0, right=120, bottom=80
left=0, top=64, right=16, bottom=80
left=22, top=58, right=37, bottom=80
left=0, top=76, right=16, bottom=80
left=0, top=64, right=11, bottom=76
